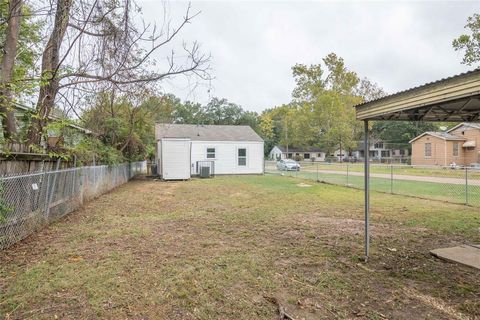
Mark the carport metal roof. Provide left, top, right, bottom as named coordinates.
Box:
left=353, top=69, right=480, bottom=261
left=355, top=69, right=480, bottom=122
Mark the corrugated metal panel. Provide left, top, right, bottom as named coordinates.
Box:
left=355, top=69, right=480, bottom=121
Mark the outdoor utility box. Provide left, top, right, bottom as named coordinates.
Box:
left=160, top=138, right=191, bottom=180
left=200, top=166, right=211, bottom=178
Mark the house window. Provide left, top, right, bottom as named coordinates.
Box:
left=317, top=153, right=322, bottom=157
left=304, top=153, right=310, bottom=159
left=424, top=143, right=432, bottom=157
left=206, top=148, right=216, bottom=159
left=453, top=142, right=459, bottom=156
left=287, top=153, right=292, bottom=158
left=238, top=148, right=247, bottom=166
left=381, top=150, right=390, bottom=157
left=374, top=142, right=384, bottom=149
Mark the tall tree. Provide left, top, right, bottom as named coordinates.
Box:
left=28, top=0, right=73, bottom=145
left=290, top=54, right=364, bottom=155
left=0, top=0, right=23, bottom=138
left=453, top=13, right=480, bottom=66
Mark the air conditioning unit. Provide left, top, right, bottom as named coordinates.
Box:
left=200, top=166, right=211, bottom=178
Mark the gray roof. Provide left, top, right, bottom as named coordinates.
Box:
left=447, top=122, right=480, bottom=132
left=409, top=131, right=467, bottom=143
left=155, top=124, right=263, bottom=142
left=12, top=103, right=92, bottom=134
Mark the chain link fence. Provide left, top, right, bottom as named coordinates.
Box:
left=0, top=161, right=146, bottom=249
left=265, top=160, right=480, bottom=207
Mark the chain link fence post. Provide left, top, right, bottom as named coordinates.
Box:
left=390, top=164, right=393, bottom=194
left=346, top=162, right=349, bottom=187
left=45, top=159, right=61, bottom=220
left=43, top=170, right=51, bottom=218
left=316, top=162, right=319, bottom=182
left=465, top=166, right=469, bottom=205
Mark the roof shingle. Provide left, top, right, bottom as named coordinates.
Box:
left=155, top=124, right=263, bottom=142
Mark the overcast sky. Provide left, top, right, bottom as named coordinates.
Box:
left=137, top=0, right=479, bottom=113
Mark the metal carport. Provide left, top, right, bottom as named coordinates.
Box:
left=354, top=69, right=480, bottom=260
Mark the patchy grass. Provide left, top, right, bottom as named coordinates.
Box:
left=1, top=175, right=479, bottom=319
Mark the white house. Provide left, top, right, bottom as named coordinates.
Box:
left=155, top=124, right=264, bottom=180
left=268, top=145, right=326, bottom=161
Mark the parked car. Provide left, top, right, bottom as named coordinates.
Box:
left=470, top=163, right=480, bottom=170
left=277, top=159, right=301, bottom=171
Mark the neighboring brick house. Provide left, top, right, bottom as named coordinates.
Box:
left=410, top=123, right=480, bottom=166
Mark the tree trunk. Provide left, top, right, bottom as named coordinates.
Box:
left=28, top=0, right=73, bottom=145
left=0, top=0, right=23, bottom=140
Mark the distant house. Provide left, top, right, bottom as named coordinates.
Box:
left=0, top=103, right=92, bottom=155
left=155, top=124, right=264, bottom=180
left=410, top=123, right=480, bottom=166
left=268, top=145, right=326, bottom=161
left=334, top=139, right=410, bottom=163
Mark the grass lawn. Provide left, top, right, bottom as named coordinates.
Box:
left=270, top=168, right=480, bottom=207
left=293, top=162, right=480, bottom=179
left=1, top=175, right=479, bottom=319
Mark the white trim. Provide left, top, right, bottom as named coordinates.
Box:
left=236, top=146, right=248, bottom=167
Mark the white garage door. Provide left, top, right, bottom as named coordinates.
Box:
left=161, top=138, right=191, bottom=180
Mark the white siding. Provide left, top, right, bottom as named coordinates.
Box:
left=161, top=138, right=191, bottom=180
left=269, top=146, right=283, bottom=160
left=191, top=141, right=264, bottom=175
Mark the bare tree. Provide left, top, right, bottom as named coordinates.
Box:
left=28, top=0, right=210, bottom=145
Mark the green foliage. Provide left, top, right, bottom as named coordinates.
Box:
left=371, top=121, right=439, bottom=148
left=0, top=0, right=43, bottom=97
left=0, top=182, right=13, bottom=223
left=453, top=13, right=480, bottom=66
left=263, top=53, right=378, bottom=155
left=72, top=137, right=123, bottom=166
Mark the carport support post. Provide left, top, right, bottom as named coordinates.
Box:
left=364, top=120, right=370, bottom=261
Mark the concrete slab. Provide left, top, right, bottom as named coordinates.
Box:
left=430, top=245, right=480, bottom=270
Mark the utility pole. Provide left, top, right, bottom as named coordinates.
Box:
left=285, top=117, right=289, bottom=158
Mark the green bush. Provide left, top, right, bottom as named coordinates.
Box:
left=71, top=137, right=124, bottom=166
